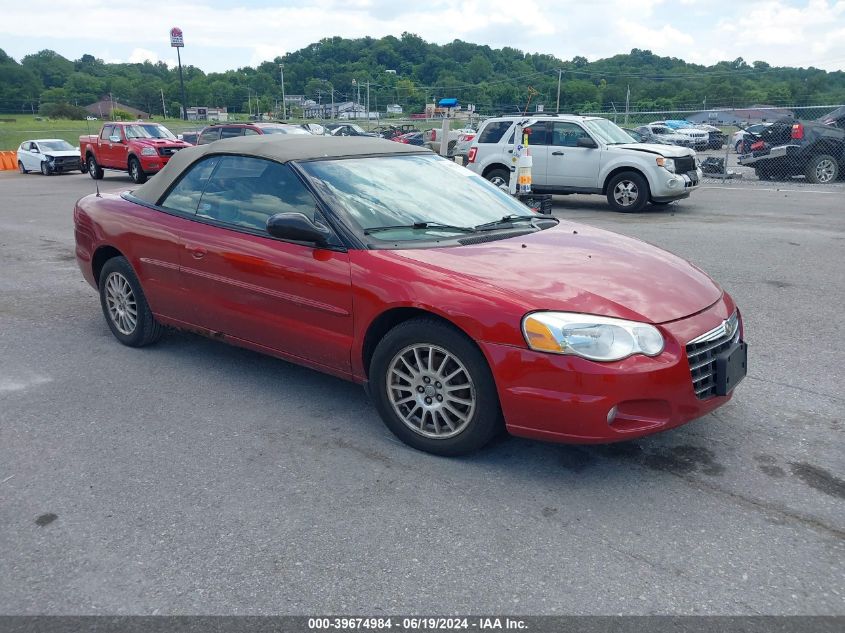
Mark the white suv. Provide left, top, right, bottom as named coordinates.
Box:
left=466, top=115, right=702, bottom=212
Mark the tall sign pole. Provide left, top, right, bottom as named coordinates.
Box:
left=170, top=27, right=187, bottom=120
left=279, top=64, right=287, bottom=120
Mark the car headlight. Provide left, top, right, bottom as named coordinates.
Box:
left=141, top=147, right=157, bottom=156
left=44, top=154, right=55, bottom=161
left=522, top=312, right=665, bottom=362
left=656, top=156, right=676, bottom=173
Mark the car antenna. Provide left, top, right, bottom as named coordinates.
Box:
left=84, top=117, right=101, bottom=197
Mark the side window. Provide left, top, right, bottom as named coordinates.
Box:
left=100, top=125, right=114, bottom=141
left=478, top=120, right=513, bottom=144
left=551, top=122, right=590, bottom=147
left=160, top=156, right=221, bottom=214
left=197, top=128, right=221, bottom=145
left=197, top=156, right=319, bottom=233
left=243, top=128, right=260, bottom=136
left=220, top=126, right=244, bottom=139
left=523, top=124, right=548, bottom=146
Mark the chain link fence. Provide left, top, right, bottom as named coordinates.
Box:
left=579, top=105, right=845, bottom=186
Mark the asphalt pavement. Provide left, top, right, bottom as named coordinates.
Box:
left=0, top=170, right=842, bottom=615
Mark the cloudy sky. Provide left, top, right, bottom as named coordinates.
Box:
left=1, top=0, right=844, bottom=72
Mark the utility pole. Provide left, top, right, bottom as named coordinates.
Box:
left=279, top=64, right=287, bottom=120
left=556, top=68, right=562, bottom=113
left=625, top=84, right=630, bottom=125
left=161, top=88, right=167, bottom=118
left=366, top=80, right=370, bottom=127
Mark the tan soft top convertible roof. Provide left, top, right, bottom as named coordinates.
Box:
left=132, top=135, right=428, bottom=204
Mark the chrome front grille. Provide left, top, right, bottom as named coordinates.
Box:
left=685, top=312, right=740, bottom=399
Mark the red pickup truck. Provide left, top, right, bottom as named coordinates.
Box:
left=80, top=121, right=189, bottom=184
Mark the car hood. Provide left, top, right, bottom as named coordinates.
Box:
left=611, top=143, right=695, bottom=158
left=37, top=149, right=79, bottom=158
left=133, top=138, right=189, bottom=148
left=387, top=222, right=721, bottom=324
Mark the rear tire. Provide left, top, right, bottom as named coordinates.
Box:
left=18, top=161, right=28, bottom=174
left=484, top=167, right=510, bottom=190
left=87, top=155, right=104, bottom=180
left=805, top=154, right=838, bottom=184
left=369, top=318, right=504, bottom=456
left=128, top=156, right=147, bottom=184
left=98, top=256, right=163, bottom=347
left=606, top=171, right=649, bottom=213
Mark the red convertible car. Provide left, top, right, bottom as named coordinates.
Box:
left=74, top=136, right=747, bottom=455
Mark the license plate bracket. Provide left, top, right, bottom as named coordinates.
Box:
left=715, top=342, right=748, bottom=396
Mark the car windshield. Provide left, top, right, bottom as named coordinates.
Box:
left=124, top=124, right=176, bottom=140
left=300, top=154, right=538, bottom=242
left=583, top=119, right=637, bottom=145
left=260, top=126, right=311, bottom=135
left=38, top=140, right=75, bottom=151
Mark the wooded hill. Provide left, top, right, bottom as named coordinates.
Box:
left=2, top=33, right=843, bottom=117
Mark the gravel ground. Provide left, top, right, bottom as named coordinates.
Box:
left=0, top=170, right=842, bottom=615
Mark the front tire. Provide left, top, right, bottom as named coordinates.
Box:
left=369, top=318, right=504, bottom=456
left=128, top=156, right=147, bottom=184
left=87, top=155, right=104, bottom=180
left=805, top=154, right=838, bottom=184
left=606, top=171, right=649, bottom=213
left=18, top=161, right=28, bottom=174
left=98, top=256, right=163, bottom=347
left=40, top=162, right=51, bottom=176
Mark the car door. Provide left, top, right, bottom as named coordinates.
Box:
left=517, top=122, right=549, bottom=185
left=545, top=121, right=602, bottom=189
left=98, top=125, right=121, bottom=167
left=168, top=155, right=355, bottom=374
left=23, top=142, right=40, bottom=170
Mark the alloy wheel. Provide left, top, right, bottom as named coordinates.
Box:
left=815, top=159, right=835, bottom=183
left=104, top=272, right=138, bottom=335
left=386, top=344, right=476, bottom=439
left=613, top=180, right=639, bottom=207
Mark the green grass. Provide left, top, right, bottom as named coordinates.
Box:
left=0, top=114, right=468, bottom=150
left=0, top=116, right=215, bottom=150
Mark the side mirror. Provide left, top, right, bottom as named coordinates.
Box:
left=109, top=135, right=121, bottom=143
left=577, top=137, right=597, bottom=149
left=266, top=212, right=332, bottom=246
left=31, top=148, right=40, bottom=153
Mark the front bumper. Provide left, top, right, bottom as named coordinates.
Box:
left=139, top=155, right=170, bottom=172
left=481, top=297, right=742, bottom=443
left=651, top=167, right=702, bottom=201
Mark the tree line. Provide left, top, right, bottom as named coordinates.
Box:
left=1, top=33, right=844, bottom=119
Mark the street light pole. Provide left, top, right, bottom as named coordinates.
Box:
left=556, top=68, right=562, bottom=113
left=279, top=64, right=287, bottom=120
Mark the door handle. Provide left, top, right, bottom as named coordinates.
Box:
left=552, top=151, right=565, bottom=156
left=507, top=149, right=513, bottom=153
left=187, top=246, right=207, bottom=259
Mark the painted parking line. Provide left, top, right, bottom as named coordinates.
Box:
left=702, top=185, right=843, bottom=195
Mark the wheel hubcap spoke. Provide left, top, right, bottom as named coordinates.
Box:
left=386, top=343, right=476, bottom=440
left=104, top=271, right=138, bottom=335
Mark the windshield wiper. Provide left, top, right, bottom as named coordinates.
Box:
left=474, top=215, right=542, bottom=231
left=363, top=221, right=475, bottom=235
